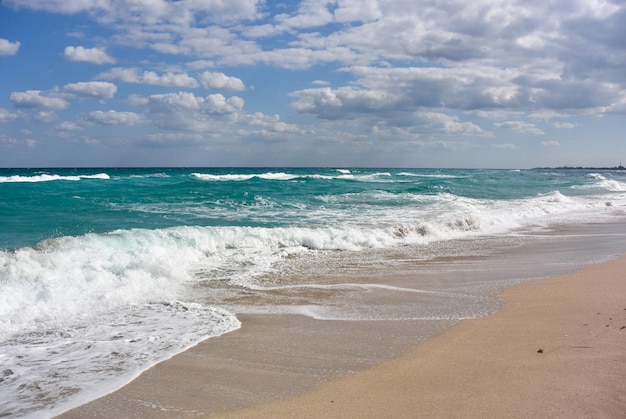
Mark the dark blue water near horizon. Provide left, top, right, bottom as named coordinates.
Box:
left=2, top=167, right=623, bottom=250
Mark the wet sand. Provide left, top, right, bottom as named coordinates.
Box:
left=60, top=250, right=626, bottom=418
left=222, top=254, right=626, bottom=419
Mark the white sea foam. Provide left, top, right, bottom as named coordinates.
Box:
left=192, top=172, right=299, bottom=181
left=576, top=173, right=626, bottom=191
left=1, top=302, right=239, bottom=418
left=0, top=230, right=243, bottom=417
left=397, top=172, right=467, bottom=179
left=0, top=173, right=110, bottom=183
left=192, top=173, right=256, bottom=181
left=316, top=189, right=624, bottom=245
left=191, top=171, right=395, bottom=182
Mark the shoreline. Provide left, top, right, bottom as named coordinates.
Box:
left=220, top=254, right=626, bottom=418
left=59, top=247, right=626, bottom=418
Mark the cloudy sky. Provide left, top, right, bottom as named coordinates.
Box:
left=1, top=0, right=625, bottom=168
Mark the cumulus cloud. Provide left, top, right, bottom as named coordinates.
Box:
left=84, top=110, right=145, bottom=125
left=34, top=111, right=57, bottom=122
left=98, top=68, right=199, bottom=88
left=147, top=91, right=205, bottom=113
left=0, top=38, right=20, bottom=56
left=140, top=91, right=245, bottom=131
left=63, top=46, right=115, bottom=64
left=247, top=112, right=304, bottom=134
left=62, top=81, right=117, bottom=100
left=334, top=0, right=382, bottom=22
left=492, top=143, right=519, bottom=150
left=141, top=71, right=198, bottom=88
left=552, top=122, right=575, bottom=129
left=4, top=0, right=95, bottom=14
left=198, top=72, right=245, bottom=91
left=141, top=133, right=206, bottom=145
left=132, top=90, right=300, bottom=139
left=10, top=90, right=69, bottom=110
left=57, top=121, right=82, bottom=131
left=126, top=94, right=149, bottom=107
left=417, top=112, right=487, bottom=136
left=278, top=1, right=626, bottom=121
left=147, top=92, right=244, bottom=115
left=9, top=82, right=117, bottom=111
left=4, top=0, right=626, bottom=165
left=542, top=140, right=561, bottom=147
left=4, top=0, right=262, bottom=25
left=494, top=121, right=545, bottom=136
left=0, top=108, right=18, bottom=123
left=0, top=133, right=19, bottom=146
left=290, top=65, right=528, bottom=120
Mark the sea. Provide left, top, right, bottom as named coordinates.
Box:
left=2, top=167, right=626, bottom=417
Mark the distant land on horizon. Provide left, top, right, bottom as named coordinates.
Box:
left=534, top=165, right=626, bottom=171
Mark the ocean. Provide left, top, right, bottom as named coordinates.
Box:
left=2, top=167, right=626, bottom=417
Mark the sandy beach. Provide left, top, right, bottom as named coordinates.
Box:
left=222, top=254, right=626, bottom=419
left=60, top=247, right=626, bottom=418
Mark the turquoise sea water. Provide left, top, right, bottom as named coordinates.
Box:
left=2, top=167, right=626, bottom=417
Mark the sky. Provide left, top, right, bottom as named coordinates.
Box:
left=0, top=0, right=625, bottom=168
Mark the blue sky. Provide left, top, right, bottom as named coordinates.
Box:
left=1, top=0, right=625, bottom=168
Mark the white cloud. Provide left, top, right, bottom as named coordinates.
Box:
left=290, top=65, right=531, bottom=121
left=334, top=0, right=382, bottom=22
left=4, top=0, right=262, bottom=24
left=148, top=92, right=243, bottom=115
left=62, top=81, right=117, bottom=100
left=126, top=94, right=149, bottom=107
left=0, top=38, right=21, bottom=56
left=2, top=132, right=37, bottom=149
left=134, top=90, right=303, bottom=140
left=141, top=71, right=199, bottom=88
left=98, top=68, right=199, bottom=88
left=4, top=0, right=95, bottom=14
left=552, top=122, right=575, bottom=129
left=541, top=140, right=561, bottom=146
left=84, top=110, right=145, bottom=125
left=142, top=132, right=204, bottom=145
left=9, top=82, right=117, bottom=112
left=0, top=133, right=19, bottom=146
left=10, top=90, right=69, bottom=110
left=417, top=112, right=487, bottom=136
left=494, top=121, right=545, bottom=136
left=57, top=121, right=82, bottom=131
left=63, top=46, right=115, bottom=64
left=4, top=0, right=626, bottom=167
left=203, top=94, right=245, bottom=115
left=34, top=111, right=57, bottom=122
left=247, top=112, right=304, bottom=134
left=528, top=111, right=570, bottom=121
left=0, top=108, right=18, bottom=123
left=291, top=86, right=389, bottom=118
left=274, top=0, right=334, bottom=30
left=143, top=91, right=245, bottom=131
left=147, top=91, right=205, bottom=113
left=198, top=72, right=245, bottom=91
left=97, top=67, right=140, bottom=83
left=492, top=143, right=519, bottom=150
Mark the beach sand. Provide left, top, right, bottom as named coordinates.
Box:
left=222, top=255, right=626, bottom=419
left=60, top=253, right=626, bottom=418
